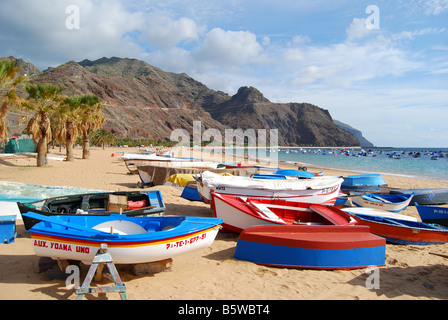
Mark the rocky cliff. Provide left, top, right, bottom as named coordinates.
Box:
left=4, top=56, right=366, bottom=147
left=205, top=87, right=360, bottom=147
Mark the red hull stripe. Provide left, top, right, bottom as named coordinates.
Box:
left=30, top=226, right=220, bottom=248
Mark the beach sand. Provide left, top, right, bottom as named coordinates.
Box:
left=1, top=146, right=448, bottom=300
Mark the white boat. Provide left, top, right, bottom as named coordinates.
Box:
left=195, top=171, right=343, bottom=205
left=342, top=207, right=418, bottom=222
left=24, top=212, right=223, bottom=265
left=350, top=193, right=413, bottom=212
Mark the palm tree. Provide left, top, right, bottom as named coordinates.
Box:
left=79, top=95, right=105, bottom=159
left=59, top=96, right=81, bottom=161
left=22, top=83, right=65, bottom=166
left=91, top=128, right=116, bottom=149
left=0, top=59, right=26, bottom=147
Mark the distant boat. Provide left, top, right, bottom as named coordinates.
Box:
left=18, top=191, right=165, bottom=230
left=350, top=193, right=413, bottom=213
left=350, top=213, right=448, bottom=245
left=195, top=171, right=343, bottom=205
left=23, top=212, right=223, bottom=265
left=211, top=193, right=356, bottom=233
left=234, top=225, right=386, bottom=270
left=416, top=203, right=448, bottom=227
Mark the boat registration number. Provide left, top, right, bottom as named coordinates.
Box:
left=34, top=240, right=90, bottom=254
left=166, top=233, right=207, bottom=250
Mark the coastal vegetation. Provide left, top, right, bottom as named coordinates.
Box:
left=0, top=58, right=108, bottom=167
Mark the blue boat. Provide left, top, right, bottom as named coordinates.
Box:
left=388, top=188, right=448, bottom=205
left=341, top=174, right=387, bottom=192
left=416, top=203, right=448, bottom=227
left=18, top=190, right=166, bottom=230
left=180, top=184, right=203, bottom=202
left=251, top=174, right=287, bottom=180
left=234, top=225, right=386, bottom=270
left=24, top=212, right=223, bottom=265
left=273, top=169, right=316, bottom=178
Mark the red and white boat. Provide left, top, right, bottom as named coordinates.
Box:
left=196, top=171, right=343, bottom=205
left=211, top=193, right=356, bottom=233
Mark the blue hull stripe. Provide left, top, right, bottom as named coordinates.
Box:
left=234, top=240, right=385, bottom=268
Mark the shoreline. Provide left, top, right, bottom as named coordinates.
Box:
left=1, top=146, right=448, bottom=300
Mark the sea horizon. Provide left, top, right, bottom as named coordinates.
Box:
left=243, top=146, right=448, bottom=183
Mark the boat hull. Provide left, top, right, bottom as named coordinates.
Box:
left=351, top=213, right=448, bottom=245
left=234, top=225, right=386, bottom=270
left=350, top=193, right=413, bottom=213
left=416, top=203, right=448, bottom=227
left=197, top=172, right=342, bottom=205
left=27, top=215, right=223, bottom=264
left=211, top=193, right=354, bottom=233
left=387, top=188, right=448, bottom=205
left=342, top=207, right=417, bottom=222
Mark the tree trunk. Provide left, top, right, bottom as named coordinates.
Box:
left=66, top=137, right=74, bottom=162
left=82, top=135, right=90, bottom=159
left=36, top=138, right=48, bottom=167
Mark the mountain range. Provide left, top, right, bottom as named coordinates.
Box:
left=5, top=56, right=374, bottom=147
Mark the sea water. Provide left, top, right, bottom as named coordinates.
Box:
left=246, top=147, right=448, bottom=183
left=0, top=181, right=108, bottom=202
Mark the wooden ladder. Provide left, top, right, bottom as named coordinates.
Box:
left=76, top=244, right=128, bottom=300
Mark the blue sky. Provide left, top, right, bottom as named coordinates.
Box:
left=1, top=0, right=447, bottom=147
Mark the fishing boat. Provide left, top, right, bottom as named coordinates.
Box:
left=18, top=191, right=166, bottom=230
left=341, top=174, right=387, bottom=193
left=416, top=203, right=448, bottom=227
left=273, top=169, right=317, bottom=178
left=342, top=207, right=417, bottom=222
left=211, top=193, right=356, bottom=233
left=137, top=165, right=263, bottom=188
left=195, top=171, right=343, bottom=205
left=136, top=162, right=224, bottom=187
left=350, top=193, right=413, bottom=212
left=383, top=188, right=448, bottom=205
left=350, top=213, right=448, bottom=245
left=165, top=174, right=203, bottom=202
left=120, top=152, right=186, bottom=161
left=234, top=225, right=386, bottom=270
left=125, top=158, right=218, bottom=175
left=23, top=212, right=223, bottom=265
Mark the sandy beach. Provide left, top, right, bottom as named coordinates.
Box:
left=1, top=146, right=448, bottom=301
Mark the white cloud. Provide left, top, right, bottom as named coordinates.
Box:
left=346, top=18, right=371, bottom=41
left=0, top=0, right=146, bottom=68
left=141, top=16, right=203, bottom=49
left=192, top=28, right=263, bottom=69
left=422, top=0, right=448, bottom=14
